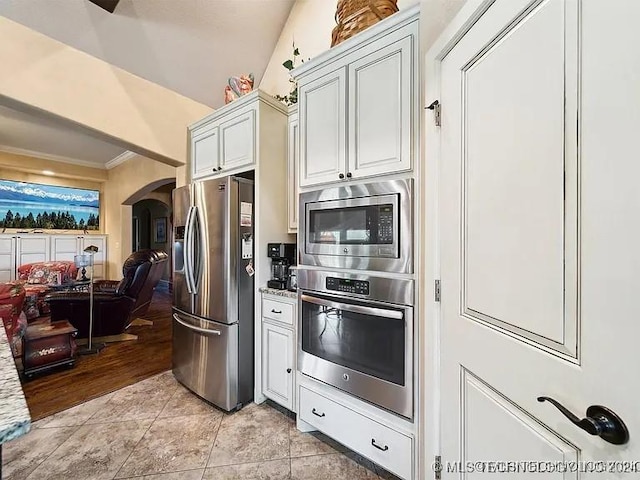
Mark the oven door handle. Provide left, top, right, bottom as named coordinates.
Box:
left=300, top=294, right=404, bottom=320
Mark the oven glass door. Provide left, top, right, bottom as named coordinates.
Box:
left=300, top=293, right=406, bottom=385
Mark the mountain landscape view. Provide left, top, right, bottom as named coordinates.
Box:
left=0, top=180, right=100, bottom=230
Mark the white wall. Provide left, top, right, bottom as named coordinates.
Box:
left=260, top=0, right=420, bottom=98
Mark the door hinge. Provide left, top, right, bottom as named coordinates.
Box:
left=434, top=455, right=442, bottom=480
left=434, top=280, right=441, bottom=302
left=426, top=100, right=441, bottom=126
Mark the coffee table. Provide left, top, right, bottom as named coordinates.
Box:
left=22, top=320, right=77, bottom=377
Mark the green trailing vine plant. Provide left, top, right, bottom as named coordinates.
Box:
left=274, top=43, right=306, bottom=106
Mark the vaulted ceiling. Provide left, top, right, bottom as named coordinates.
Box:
left=0, top=0, right=295, bottom=168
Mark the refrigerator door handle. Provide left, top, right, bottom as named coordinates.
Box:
left=183, top=206, right=192, bottom=293
left=191, top=205, right=202, bottom=293
left=184, top=205, right=196, bottom=294
left=173, top=313, right=222, bottom=336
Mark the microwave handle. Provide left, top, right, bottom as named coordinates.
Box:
left=300, top=294, right=404, bottom=320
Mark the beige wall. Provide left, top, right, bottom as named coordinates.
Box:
left=259, top=0, right=420, bottom=97
left=419, top=0, right=468, bottom=55
left=0, top=17, right=212, bottom=166
left=0, top=151, right=107, bottom=183
left=104, top=155, right=176, bottom=278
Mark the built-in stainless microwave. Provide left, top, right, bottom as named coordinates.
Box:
left=299, top=179, right=413, bottom=273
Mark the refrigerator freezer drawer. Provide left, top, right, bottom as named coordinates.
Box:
left=171, top=309, right=239, bottom=411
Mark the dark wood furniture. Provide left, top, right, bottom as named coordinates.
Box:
left=23, top=320, right=77, bottom=377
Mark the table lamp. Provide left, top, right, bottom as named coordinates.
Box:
left=74, top=254, right=90, bottom=281
left=78, top=245, right=105, bottom=355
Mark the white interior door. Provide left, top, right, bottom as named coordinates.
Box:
left=435, top=0, right=640, bottom=476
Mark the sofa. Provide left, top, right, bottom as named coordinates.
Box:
left=45, top=249, right=168, bottom=338
left=17, top=261, right=78, bottom=320
left=0, top=282, right=28, bottom=357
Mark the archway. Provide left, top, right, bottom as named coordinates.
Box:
left=125, top=179, right=175, bottom=285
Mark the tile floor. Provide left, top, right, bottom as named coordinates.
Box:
left=3, top=371, right=400, bottom=480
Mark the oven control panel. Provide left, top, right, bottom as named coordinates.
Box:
left=326, top=277, right=370, bottom=295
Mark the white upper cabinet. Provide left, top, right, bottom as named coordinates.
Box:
left=299, top=70, right=346, bottom=187
left=293, top=7, right=418, bottom=188
left=219, top=108, right=255, bottom=171
left=189, top=91, right=284, bottom=182
left=191, top=125, right=220, bottom=179
left=348, top=35, right=412, bottom=179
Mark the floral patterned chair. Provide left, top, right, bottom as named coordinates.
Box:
left=0, top=282, right=28, bottom=357
left=17, top=261, right=78, bottom=320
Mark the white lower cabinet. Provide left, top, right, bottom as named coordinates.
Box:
left=0, top=236, right=16, bottom=281
left=260, top=292, right=297, bottom=412
left=298, top=382, right=413, bottom=480
left=0, top=233, right=108, bottom=280
left=16, top=235, right=50, bottom=266
left=50, top=235, right=107, bottom=279
left=262, top=321, right=294, bottom=411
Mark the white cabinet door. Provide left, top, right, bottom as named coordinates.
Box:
left=219, top=109, right=255, bottom=172
left=79, top=235, right=107, bottom=279
left=348, top=35, right=412, bottom=179
left=262, top=321, right=294, bottom=411
left=287, top=109, right=299, bottom=232
left=50, top=235, right=80, bottom=262
left=0, top=235, right=16, bottom=281
left=16, top=235, right=49, bottom=266
left=191, top=125, right=220, bottom=180
left=299, top=70, right=346, bottom=187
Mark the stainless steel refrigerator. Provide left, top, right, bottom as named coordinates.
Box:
left=172, top=175, right=254, bottom=411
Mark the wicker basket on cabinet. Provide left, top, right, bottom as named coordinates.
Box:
left=331, top=0, right=399, bottom=47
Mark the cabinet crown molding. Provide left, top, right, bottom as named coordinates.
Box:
left=189, top=89, right=287, bottom=131
left=291, top=4, right=419, bottom=81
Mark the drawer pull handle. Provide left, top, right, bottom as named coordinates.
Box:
left=287, top=368, right=292, bottom=373
left=271, top=309, right=282, bottom=314
left=312, top=408, right=325, bottom=418
left=371, top=439, right=389, bottom=452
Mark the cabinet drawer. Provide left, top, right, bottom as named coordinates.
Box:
left=299, top=386, right=412, bottom=480
left=262, top=298, right=294, bottom=325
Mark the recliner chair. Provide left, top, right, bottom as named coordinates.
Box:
left=45, top=249, right=168, bottom=338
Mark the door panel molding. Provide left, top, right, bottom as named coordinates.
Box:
left=459, top=0, right=580, bottom=361
left=460, top=367, right=579, bottom=471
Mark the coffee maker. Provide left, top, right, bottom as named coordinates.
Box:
left=267, top=243, right=296, bottom=290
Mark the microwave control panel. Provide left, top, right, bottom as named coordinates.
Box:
left=326, top=277, right=370, bottom=296
left=377, top=205, right=394, bottom=244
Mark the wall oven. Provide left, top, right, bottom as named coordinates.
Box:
left=298, top=269, right=413, bottom=419
left=299, top=179, right=413, bottom=273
